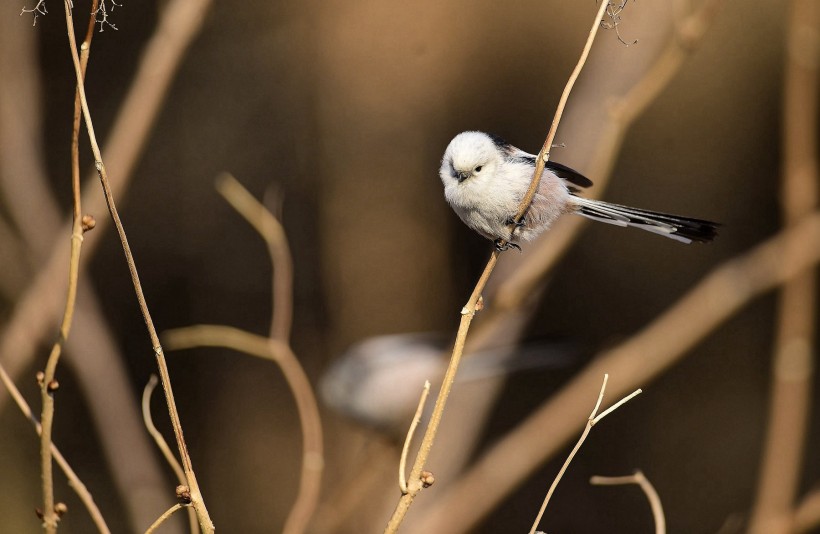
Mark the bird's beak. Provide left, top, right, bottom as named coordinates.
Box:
left=456, top=171, right=471, bottom=183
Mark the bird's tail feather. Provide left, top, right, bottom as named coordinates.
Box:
left=573, top=197, right=719, bottom=244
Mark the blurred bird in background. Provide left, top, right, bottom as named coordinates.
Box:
left=320, top=332, right=578, bottom=435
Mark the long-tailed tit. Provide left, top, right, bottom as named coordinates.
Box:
left=440, top=131, right=719, bottom=248
left=319, top=332, right=576, bottom=435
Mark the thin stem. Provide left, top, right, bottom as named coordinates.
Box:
left=400, top=381, right=431, bottom=494
left=39, top=222, right=82, bottom=534
left=507, top=0, right=611, bottom=232
left=215, top=173, right=294, bottom=342
left=529, top=376, right=641, bottom=534
left=0, top=363, right=110, bottom=534
left=39, top=2, right=98, bottom=528
left=61, top=2, right=213, bottom=531
left=142, top=376, right=200, bottom=534
left=144, top=504, right=185, bottom=534
left=590, top=470, right=666, bottom=534
left=592, top=388, right=642, bottom=425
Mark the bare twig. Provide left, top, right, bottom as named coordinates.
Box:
left=142, top=376, right=199, bottom=534
left=400, top=381, right=431, bottom=494
left=145, top=504, right=185, bottom=534
left=591, top=470, right=666, bottom=534
left=748, top=1, right=819, bottom=533
left=384, top=4, right=613, bottom=531
left=20, top=0, right=47, bottom=25
left=39, top=4, right=99, bottom=531
left=528, top=375, right=642, bottom=534
left=212, top=175, right=321, bottom=534
left=0, top=363, right=110, bottom=534
left=215, top=173, right=294, bottom=342
left=62, top=2, right=213, bottom=531
left=163, top=325, right=323, bottom=534
left=415, top=212, right=820, bottom=533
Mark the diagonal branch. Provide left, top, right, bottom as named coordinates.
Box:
left=61, top=2, right=213, bottom=531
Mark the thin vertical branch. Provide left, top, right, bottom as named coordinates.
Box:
left=590, top=471, right=665, bottom=534
left=39, top=2, right=99, bottom=530
left=61, top=2, right=214, bottom=531
left=0, top=363, right=110, bottom=534
left=748, top=1, right=819, bottom=532
left=503, top=0, right=612, bottom=242
left=142, top=376, right=199, bottom=534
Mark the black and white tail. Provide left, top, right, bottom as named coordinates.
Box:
left=572, top=197, right=719, bottom=244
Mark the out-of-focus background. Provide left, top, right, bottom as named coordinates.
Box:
left=0, top=0, right=818, bottom=533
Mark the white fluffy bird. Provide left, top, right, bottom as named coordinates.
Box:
left=440, top=131, right=718, bottom=248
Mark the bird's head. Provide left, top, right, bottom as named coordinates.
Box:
left=440, top=131, right=502, bottom=186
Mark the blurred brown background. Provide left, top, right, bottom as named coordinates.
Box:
left=0, top=0, right=817, bottom=533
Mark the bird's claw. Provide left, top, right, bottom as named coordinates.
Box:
left=494, top=239, right=521, bottom=252
left=505, top=217, right=526, bottom=229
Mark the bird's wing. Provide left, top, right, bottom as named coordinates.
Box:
left=507, top=147, right=594, bottom=189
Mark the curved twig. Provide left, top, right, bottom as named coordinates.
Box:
left=163, top=325, right=323, bottom=534
left=145, top=504, right=185, bottom=534
left=213, top=175, right=321, bottom=534
left=399, top=381, right=431, bottom=494
left=215, top=174, right=294, bottom=342
left=590, top=471, right=666, bottom=534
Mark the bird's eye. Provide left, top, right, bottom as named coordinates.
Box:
left=475, top=165, right=483, bottom=173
